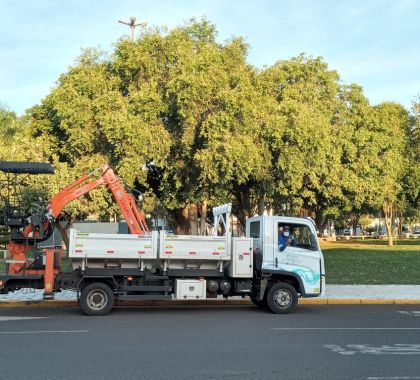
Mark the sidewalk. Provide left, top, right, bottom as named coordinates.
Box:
left=1, top=285, right=420, bottom=303
left=322, top=285, right=420, bottom=300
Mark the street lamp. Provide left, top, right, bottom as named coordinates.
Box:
left=118, top=17, right=147, bottom=42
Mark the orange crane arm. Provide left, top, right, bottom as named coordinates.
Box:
left=22, top=164, right=149, bottom=237
left=9, top=164, right=149, bottom=277
left=50, top=164, right=150, bottom=234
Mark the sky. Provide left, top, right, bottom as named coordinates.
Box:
left=1, top=0, right=419, bottom=115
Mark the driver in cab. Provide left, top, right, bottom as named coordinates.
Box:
left=278, top=225, right=296, bottom=252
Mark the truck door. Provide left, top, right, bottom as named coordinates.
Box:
left=274, top=222, right=321, bottom=295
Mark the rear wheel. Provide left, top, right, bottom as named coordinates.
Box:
left=80, top=282, right=114, bottom=316
left=266, top=282, right=298, bottom=314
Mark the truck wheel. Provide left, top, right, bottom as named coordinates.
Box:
left=266, top=282, right=298, bottom=314
left=80, top=282, right=114, bottom=316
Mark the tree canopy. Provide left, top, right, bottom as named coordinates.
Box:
left=0, top=19, right=418, bottom=245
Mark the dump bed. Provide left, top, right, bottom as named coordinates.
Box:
left=159, top=232, right=230, bottom=260
left=69, top=229, right=158, bottom=260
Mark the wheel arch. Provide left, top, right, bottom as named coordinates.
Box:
left=77, top=276, right=117, bottom=292
left=261, top=270, right=306, bottom=298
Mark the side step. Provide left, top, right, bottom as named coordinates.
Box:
left=117, top=295, right=172, bottom=301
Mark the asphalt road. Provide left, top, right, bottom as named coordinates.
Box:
left=1, top=304, right=420, bottom=380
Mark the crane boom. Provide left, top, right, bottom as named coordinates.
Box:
left=47, top=164, right=149, bottom=235
left=7, top=164, right=149, bottom=276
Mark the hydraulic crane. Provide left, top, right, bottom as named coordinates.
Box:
left=1, top=163, right=149, bottom=296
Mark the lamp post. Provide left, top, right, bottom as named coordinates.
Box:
left=118, top=17, right=147, bottom=42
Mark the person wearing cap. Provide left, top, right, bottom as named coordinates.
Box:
left=278, top=225, right=296, bottom=252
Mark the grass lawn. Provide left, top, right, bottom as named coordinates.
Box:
left=321, top=239, right=420, bottom=284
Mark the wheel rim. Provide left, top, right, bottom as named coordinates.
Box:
left=87, top=289, right=108, bottom=311
left=273, top=288, right=292, bottom=308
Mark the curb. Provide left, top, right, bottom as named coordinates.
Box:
left=2, top=299, right=420, bottom=308
left=300, top=299, right=420, bottom=305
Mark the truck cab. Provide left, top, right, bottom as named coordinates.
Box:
left=246, top=216, right=325, bottom=308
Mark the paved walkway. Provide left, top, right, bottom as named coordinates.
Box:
left=1, top=285, right=420, bottom=302
left=0, top=289, right=77, bottom=301
left=322, top=285, right=420, bottom=299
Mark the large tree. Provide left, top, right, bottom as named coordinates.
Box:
left=259, top=54, right=344, bottom=232
left=2, top=18, right=416, bottom=244
left=26, top=19, right=270, bottom=234
left=370, top=102, right=411, bottom=246
left=100, top=19, right=271, bottom=233
left=335, top=84, right=381, bottom=234
left=399, top=99, right=420, bottom=229
left=27, top=46, right=169, bottom=242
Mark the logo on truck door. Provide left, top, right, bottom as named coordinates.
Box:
left=292, top=268, right=320, bottom=285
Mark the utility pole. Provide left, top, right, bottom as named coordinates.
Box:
left=118, top=17, right=146, bottom=42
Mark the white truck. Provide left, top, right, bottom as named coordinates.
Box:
left=0, top=163, right=325, bottom=316
left=64, top=204, right=325, bottom=315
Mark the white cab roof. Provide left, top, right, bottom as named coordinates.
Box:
left=247, top=215, right=316, bottom=229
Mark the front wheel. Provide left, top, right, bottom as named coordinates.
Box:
left=80, top=282, right=114, bottom=316
left=266, top=282, right=298, bottom=314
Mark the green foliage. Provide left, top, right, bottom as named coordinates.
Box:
left=20, top=187, right=49, bottom=215
left=404, top=99, right=420, bottom=212
left=0, top=104, right=20, bottom=139
left=0, top=19, right=418, bottom=235
left=260, top=54, right=344, bottom=226
left=359, top=214, right=374, bottom=231
left=370, top=102, right=410, bottom=206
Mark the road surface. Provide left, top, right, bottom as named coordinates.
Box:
left=1, top=304, right=420, bottom=379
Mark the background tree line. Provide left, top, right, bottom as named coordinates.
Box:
left=0, top=19, right=419, bottom=247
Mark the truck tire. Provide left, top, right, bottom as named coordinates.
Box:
left=80, top=282, right=114, bottom=316
left=266, top=282, right=298, bottom=314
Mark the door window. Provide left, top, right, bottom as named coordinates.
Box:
left=278, top=223, right=318, bottom=251
left=249, top=221, right=260, bottom=238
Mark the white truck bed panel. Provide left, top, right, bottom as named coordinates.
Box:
left=69, top=229, right=158, bottom=259
left=229, top=237, right=253, bottom=278
left=159, top=233, right=230, bottom=260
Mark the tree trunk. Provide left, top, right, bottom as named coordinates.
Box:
left=235, top=210, right=247, bottom=233
left=351, top=213, right=361, bottom=236
left=383, top=202, right=394, bottom=247
left=258, top=196, right=265, bottom=216
left=188, top=204, right=198, bottom=235
left=199, top=200, right=208, bottom=235
left=314, top=211, right=324, bottom=236
left=320, top=219, right=328, bottom=237
left=54, top=216, right=75, bottom=255
left=397, top=210, right=404, bottom=238
left=232, top=184, right=257, bottom=231
left=168, top=208, right=190, bottom=234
